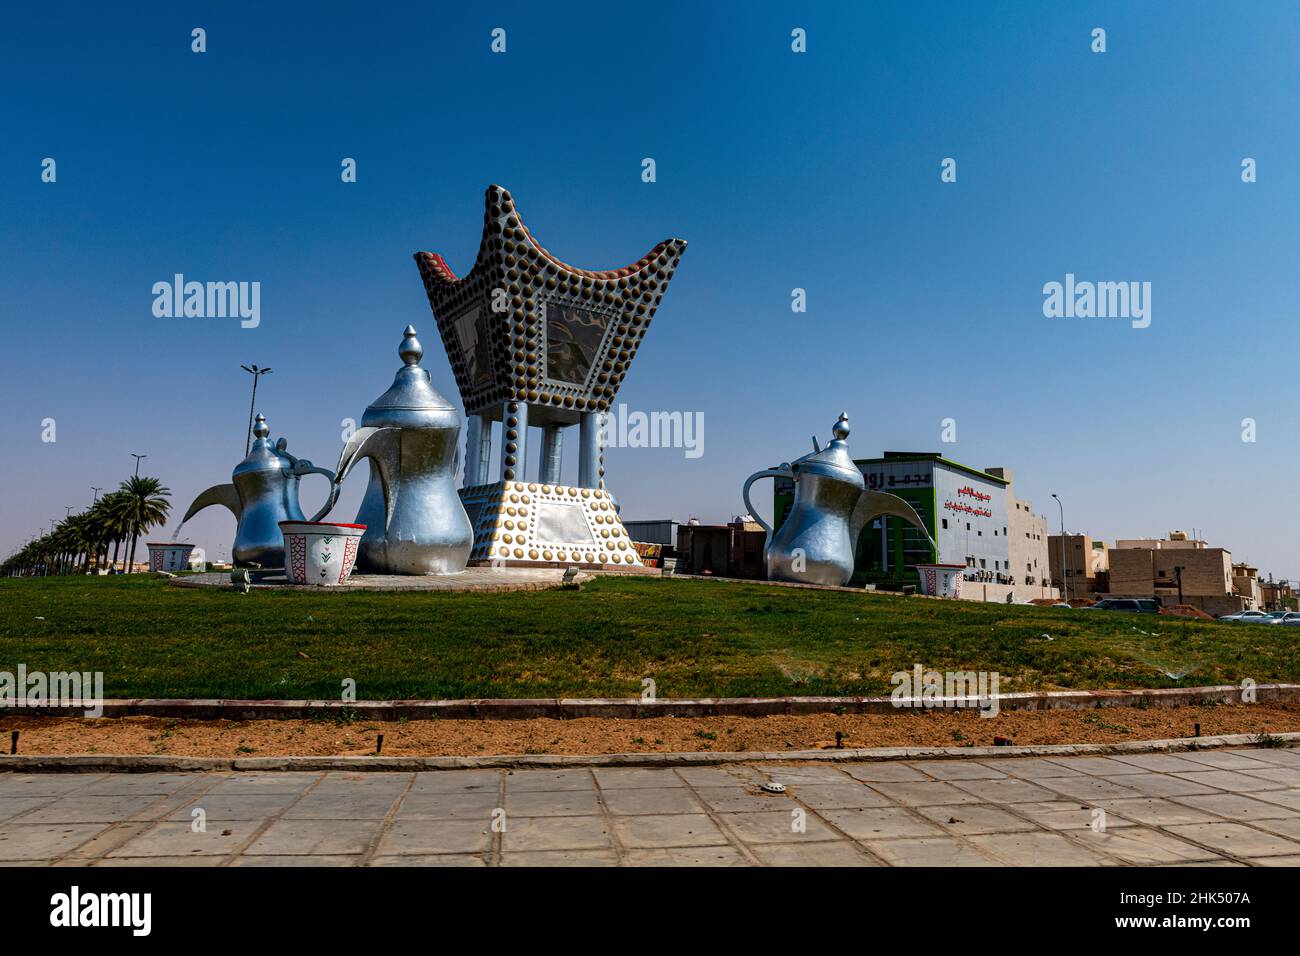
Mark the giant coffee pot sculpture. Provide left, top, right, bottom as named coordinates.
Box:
left=743, top=414, right=938, bottom=587
left=332, top=325, right=473, bottom=574
left=181, top=414, right=339, bottom=567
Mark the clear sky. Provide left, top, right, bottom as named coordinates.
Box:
left=2, top=1, right=1297, bottom=577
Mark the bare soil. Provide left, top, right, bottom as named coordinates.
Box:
left=3, top=703, right=1298, bottom=757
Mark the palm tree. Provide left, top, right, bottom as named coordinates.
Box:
left=116, top=476, right=172, bottom=573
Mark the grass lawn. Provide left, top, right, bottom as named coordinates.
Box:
left=0, top=575, right=1296, bottom=700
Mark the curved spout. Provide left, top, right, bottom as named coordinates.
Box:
left=335, top=426, right=401, bottom=531
left=850, top=490, right=938, bottom=555
left=182, top=483, right=242, bottom=525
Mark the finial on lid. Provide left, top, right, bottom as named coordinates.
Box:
left=399, top=325, right=423, bottom=366
left=253, top=414, right=269, bottom=440
left=832, top=412, right=850, bottom=442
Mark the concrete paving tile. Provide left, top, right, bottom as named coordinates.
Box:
left=502, top=769, right=593, bottom=792
left=1172, top=792, right=1296, bottom=821
left=282, top=791, right=402, bottom=819
left=1077, top=826, right=1222, bottom=864
left=749, top=841, right=880, bottom=866
left=58, top=822, right=151, bottom=860
left=1013, top=802, right=1137, bottom=831
left=107, top=821, right=253, bottom=857
left=1033, top=776, right=1144, bottom=801
left=1244, top=817, right=1300, bottom=841
left=1096, top=773, right=1218, bottom=798
left=789, top=783, right=892, bottom=809
left=1176, top=751, right=1277, bottom=771
left=245, top=819, right=380, bottom=856
left=22, top=795, right=163, bottom=824
left=691, top=787, right=796, bottom=813
left=1242, top=767, right=1300, bottom=788
left=970, top=831, right=1112, bottom=866
left=1236, top=748, right=1300, bottom=767
left=915, top=804, right=1038, bottom=835
left=905, top=761, right=1007, bottom=781
left=592, top=768, right=689, bottom=790
left=762, top=766, right=853, bottom=785
left=600, top=787, right=702, bottom=816
left=1109, top=753, right=1221, bottom=773
left=950, top=778, right=1062, bottom=804
left=369, top=854, right=486, bottom=867
left=993, top=758, right=1085, bottom=780
left=0, top=797, right=52, bottom=822
left=1164, top=822, right=1300, bottom=858
left=1044, top=756, right=1146, bottom=776
left=1168, top=770, right=1287, bottom=793
left=499, top=849, right=619, bottom=867
left=839, top=763, right=932, bottom=783
left=205, top=773, right=319, bottom=795
left=1170, top=859, right=1247, bottom=866
left=92, top=856, right=219, bottom=867
left=622, top=847, right=750, bottom=866
left=396, top=790, right=500, bottom=820
left=502, top=814, right=611, bottom=851
left=0, top=774, right=106, bottom=796
left=1102, top=798, right=1220, bottom=827
left=166, top=793, right=300, bottom=822
left=613, top=813, right=728, bottom=848
left=821, top=807, right=945, bottom=840
left=409, top=770, right=501, bottom=794
left=1250, top=854, right=1300, bottom=866
left=718, top=809, right=838, bottom=843
left=1247, top=789, right=1300, bottom=812
left=375, top=819, right=491, bottom=855
left=674, top=766, right=764, bottom=788
left=503, top=789, right=600, bottom=817
left=865, top=836, right=1006, bottom=867
left=83, top=774, right=204, bottom=796
left=866, top=781, right=985, bottom=806
left=0, top=823, right=109, bottom=860
left=231, top=855, right=359, bottom=867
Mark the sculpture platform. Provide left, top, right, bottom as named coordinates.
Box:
left=169, top=567, right=624, bottom=593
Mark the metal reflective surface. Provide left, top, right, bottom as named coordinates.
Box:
left=332, top=325, right=472, bottom=574
left=743, top=413, right=935, bottom=587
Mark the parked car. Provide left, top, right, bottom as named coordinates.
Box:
left=1218, top=610, right=1273, bottom=623
left=1084, top=599, right=1160, bottom=613
left=1268, top=611, right=1300, bottom=625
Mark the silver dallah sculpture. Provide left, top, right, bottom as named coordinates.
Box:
left=333, top=325, right=473, bottom=574
left=181, top=414, right=338, bottom=567
left=743, top=414, right=937, bottom=587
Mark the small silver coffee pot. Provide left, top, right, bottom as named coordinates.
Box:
left=182, top=414, right=338, bottom=567
left=332, top=325, right=472, bottom=574
left=743, top=414, right=935, bottom=587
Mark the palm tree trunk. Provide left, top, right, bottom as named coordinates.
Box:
left=128, top=524, right=139, bottom=573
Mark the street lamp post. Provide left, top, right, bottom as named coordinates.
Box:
left=131, top=453, right=147, bottom=476
left=1051, top=493, right=1068, bottom=602
left=241, top=364, right=273, bottom=454
left=91, top=486, right=102, bottom=502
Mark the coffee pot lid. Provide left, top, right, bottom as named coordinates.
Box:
left=361, top=325, right=458, bottom=428
left=233, top=413, right=287, bottom=476
left=791, top=413, right=865, bottom=486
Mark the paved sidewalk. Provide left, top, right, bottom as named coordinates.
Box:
left=2, top=747, right=1300, bottom=866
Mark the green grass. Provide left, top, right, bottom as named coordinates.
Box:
left=0, top=576, right=1296, bottom=700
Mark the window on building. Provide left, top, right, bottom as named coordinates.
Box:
left=978, top=530, right=982, bottom=536
left=966, top=523, right=970, bottom=531
left=941, top=519, right=948, bottom=529
left=980, top=559, right=987, bottom=569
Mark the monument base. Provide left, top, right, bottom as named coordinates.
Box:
left=460, top=481, right=644, bottom=569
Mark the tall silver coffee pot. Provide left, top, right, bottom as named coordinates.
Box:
left=332, top=325, right=472, bottom=574
left=182, top=414, right=339, bottom=567
left=743, top=414, right=935, bottom=587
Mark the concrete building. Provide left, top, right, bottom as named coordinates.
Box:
left=1260, top=577, right=1297, bottom=611
left=1047, top=534, right=1110, bottom=601
left=1106, top=533, right=1250, bottom=616
left=675, top=518, right=765, bottom=579
left=985, top=467, right=1052, bottom=590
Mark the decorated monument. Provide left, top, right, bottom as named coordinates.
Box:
left=414, top=185, right=687, bottom=569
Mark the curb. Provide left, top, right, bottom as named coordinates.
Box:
left=1, top=731, right=1296, bottom=774
left=9, top=682, right=1299, bottom=720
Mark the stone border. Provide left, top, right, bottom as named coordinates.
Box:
left=11, top=682, right=1298, bottom=720
left=2, top=731, right=1296, bottom=774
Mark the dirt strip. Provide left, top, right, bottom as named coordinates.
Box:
left=2, top=702, right=1297, bottom=758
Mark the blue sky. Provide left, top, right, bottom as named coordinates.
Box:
left=2, top=1, right=1297, bottom=576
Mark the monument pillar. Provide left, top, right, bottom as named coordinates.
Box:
left=579, top=411, right=602, bottom=488
left=464, top=413, right=492, bottom=486
left=539, top=424, right=564, bottom=484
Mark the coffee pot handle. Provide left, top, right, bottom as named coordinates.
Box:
left=742, top=465, right=791, bottom=538
left=292, top=462, right=342, bottom=522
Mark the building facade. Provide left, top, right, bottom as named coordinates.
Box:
left=985, top=467, right=1052, bottom=590
left=1047, top=533, right=1110, bottom=600
left=1106, top=533, right=1249, bottom=616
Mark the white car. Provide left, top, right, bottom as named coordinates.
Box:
left=1218, top=610, right=1272, bottom=623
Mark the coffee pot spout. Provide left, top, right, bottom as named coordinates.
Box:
left=335, top=426, right=401, bottom=530
left=850, top=489, right=938, bottom=554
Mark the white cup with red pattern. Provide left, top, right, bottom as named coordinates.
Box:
left=279, top=521, right=367, bottom=586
